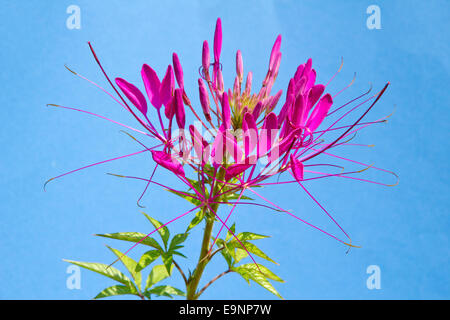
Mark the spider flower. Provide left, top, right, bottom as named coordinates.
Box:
left=46, top=18, right=396, bottom=270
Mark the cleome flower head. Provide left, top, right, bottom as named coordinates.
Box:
left=47, top=18, right=397, bottom=274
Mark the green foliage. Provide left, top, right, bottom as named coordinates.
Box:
left=65, top=185, right=283, bottom=299
left=213, top=228, right=283, bottom=299
left=65, top=212, right=187, bottom=300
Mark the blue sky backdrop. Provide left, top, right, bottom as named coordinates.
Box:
left=0, top=0, right=449, bottom=299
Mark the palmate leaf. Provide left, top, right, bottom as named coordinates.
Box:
left=147, top=285, right=185, bottom=298
left=186, top=210, right=205, bottom=232
left=141, top=212, right=170, bottom=249
left=63, top=259, right=137, bottom=293
left=106, top=246, right=142, bottom=292
left=161, top=251, right=174, bottom=275
left=136, top=250, right=160, bottom=272
left=232, top=264, right=284, bottom=299
left=167, top=189, right=202, bottom=206
left=94, top=284, right=137, bottom=299
left=145, top=264, right=174, bottom=291
left=169, top=233, right=188, bottom=252
left=95, top=232, right=162, bottom=251
left=227, top=241, right=278, bottom=264
left=236, top=232, right=270, bottom=242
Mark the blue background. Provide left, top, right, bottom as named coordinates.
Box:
left=0, top=0, right=448, bottom=299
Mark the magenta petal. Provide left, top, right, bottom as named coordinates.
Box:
left=174, top=88, right=185, bottom=129
left=198, top=78, right=211, bottom=121
left=202, top=40, right=210, bottom=72
left=259, top=112, right=278, bottom=155
left=189, top=125, right=210, bottom=165
left=225, top=162, right=253, bottom=181
left=294, top=64, right=305, bottom=84
left=141, top=64, right=162, bottom=110
left=291, top=94, right=306, bottom=127
left=160, top=65, right=174, bottom=107
left=115, top=77, right=147, bottom=116
left=252, top=101, right=263, bottom=121
left=307, top=84, right=325, bottom=110
left=306, top=93, right=333, bottom=132
left=278, top=93, right=294, bottom=128
left=172, top=52, right=184, bottom=89
left=221, top=91, right=231, bottom=129
left=243, top=112, right=258, bottom=156
left=213, top=18, right=222, bottom=62
left=305, top=69, right=316, bottom=92
left=151, top=150, right=185, bottom=177
left=164, top=96, right=175, bottom=120
left=269, top=34, right=282, bottom=71
left=290, top=155, right=304, bottom=182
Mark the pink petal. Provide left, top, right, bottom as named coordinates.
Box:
left=198, top=78, right=211, bottom=122
left=172, top=52, right=184, bottom=89
left=151, top=150, right=185, bottom=177
left=269, top=34, right=282, bottom=71
left=202, top=40, right=210, bottom=72
left=290, top=155, right=304, bottom=182
left=307, top=84, right=325, bottom=111
left=213, top=18, right=222, bottom=62
left=225, top=162, right=253, bottom=181
left=306, top=93, right=333, bottom=132
left=174, top=88, right=185, bottom=129
left=278, top=93, right=294, bottom=128
left=252, top=101, right=263, bottom=121
left=242, top=112, right=258, bottom=156
left=160, top=65, right=174, bottom=107
left=236, top=50, right=243, bottom=80
left=141, top=64, right=162, bottom=110
left=221, top=91, right=231, bottom=129
left=115, top=77, right=147, bottom=116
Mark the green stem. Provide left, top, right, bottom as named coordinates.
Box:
left=186, top=169, right=224, bottom=300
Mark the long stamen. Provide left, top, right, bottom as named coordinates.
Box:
left=247, top=187, right=359, bottom=249
left=46, top=104, right=151, bottom=137
left=44, top=148, right=155, bottom=191
left=136, top=164, right=158, bottom=208
left=301, top=83, right=389, bottom=162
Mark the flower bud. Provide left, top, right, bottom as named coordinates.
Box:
left=236, top=50, right=243, bottom=82
left=174, top=88, right=185, bottom=129
left=198, top=78, right=211, bottom=122
left=202, top=40, right=210, bottom=80
left=172, top=52, right=184, bottom=89
left=244, top=72, right=253, bottom=96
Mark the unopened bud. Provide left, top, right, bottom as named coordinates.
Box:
left=236, top=50, right=243, bottom=82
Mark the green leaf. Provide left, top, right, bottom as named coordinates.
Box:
left=169, top=233, right=188, bottom=252
left=216, top=239, right=233, bottom=267
left=161, top=251, right=173, bottom=275
left=172, top=251, right=187, bottom=258
left=225, top=223, right=236, bottom=242
left=186, top=210, right=205, bottom=232
left=227, top=241, right=277, bottom=264
left=167, top=190, right=202, bottom=206
left=63, top=259, right=137, bottom=292
left=235, top=263, right=284, bottom=282
left=232, top=264, right=283, bottom=299
left=94, top=285, right=137, bottom=299
left=106, top=246, right=142, bottom=292
left=235, top=232, right=270, bottom=242
left=95, top=232, right=162, bottom=251
left=148, top=285, right=186, bottom=298
left=141, top=212, right=170, bottom=249
left=145, top=264, right=173, bottom=290
left=136, top=250, right=160, bottom=272
left=234, top=248, right=248, bottom=264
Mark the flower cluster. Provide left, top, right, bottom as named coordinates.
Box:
left=48, top=18, right=395, bottom=271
